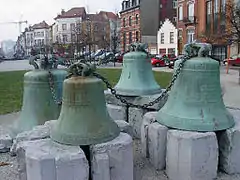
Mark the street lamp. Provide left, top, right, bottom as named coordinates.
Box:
left=86, top=17, right=92, bottom=62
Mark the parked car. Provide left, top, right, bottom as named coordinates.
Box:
left=115, top=52, right=124, bottom=63
left=151, top=55, right=166, bottom=67
left=168, top=55, right=184, bottom=69
left=223, top=54, right=240, bottom=66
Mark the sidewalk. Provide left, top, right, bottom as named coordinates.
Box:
left=221, top=67, right=240, bottom=109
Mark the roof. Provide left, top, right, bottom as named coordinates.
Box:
left=99, top=11, right=118, bottom=20
left=32, top=21, right=49, bottom=29
left=55, top=7, right=86, bottom=20
left=86, top=14, right=108, bottom=22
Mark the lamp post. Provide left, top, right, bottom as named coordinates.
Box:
left=86, top=17, right=92, bottom=62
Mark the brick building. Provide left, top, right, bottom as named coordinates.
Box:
left=120, top=0, right=141, bottom=52
left=177, top=0, right=235, bottom=60
left=120, top=0, right=177, bottom=53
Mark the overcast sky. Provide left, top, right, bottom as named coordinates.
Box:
left=0, top=0, right=121, bottom=42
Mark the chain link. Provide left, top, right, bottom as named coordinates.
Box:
left=48, top=71, right=62, bottom=106
left=93, top=55, right=190, bottom=109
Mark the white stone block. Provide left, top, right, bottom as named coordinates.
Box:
left=107, top=104, right=127, bottom=121
left=148, top=122, right=168, bottom=170
left=92, top=133, right=133, bottom=180
left=129, top=107, right=149, bottom=139
left=166, top=130, right=218, bottom=180
left=91, top=153, right=110, bottom=180
left=140, top=112, right=158, bottom=157
left=11, top=120, right=56, bottom=155
left=218, top=112, right=240, bottom=174
left=26, top=151, right=56, bottom=180
left=115, top=120, right=133, bottom=137
left=16, top=139, right=89, bottom=180
left=0, top=125, right=13, bottom=153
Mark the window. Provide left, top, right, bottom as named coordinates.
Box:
left=129, top=16, right=132, bottom=26
left=188, top=3, right=194, bottom=20
left=178, top=29, right=183, bottom=38
left=214, top=0, right=219, bottom=13
left=160, top=33, right=164, bottom=44
left=129, top=32, right=132, bottom=44
left=173, top=17, right=177, bottom=22
left=168, top=48, right=175, bottom=54
left=71, top=34, right=76, bottom=42
left=123, top=18, right=126, bottom=27
left=123, top=32, right=126, bottom=51
left=136, top=14, right=139, bottom=24
left=207, top=1, right=212, bottom=15
left=170, top=32, right=174, bottom=44
left=62, top=24, right=67, bottom=31
left=63, top=35, right=68, bottom=43
left=41, top=32, right=44, bottom=37
left=221, top=0, right=226, bottom=12
left=173, top=1, right=177, bottom=8
left=178, top=6, right=183, bottom=20
left=187, top=29, right=195, bottom=43
left=136, top=31, right=139, bottom=42
left=70, top=23, right=75, bottom=31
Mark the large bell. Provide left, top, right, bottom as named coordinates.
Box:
left=157, top=56, right=235, bottom=131
left=50, top=76, right=120, bottom=146
left=115, top=44, right=161, bottom=96
left=11, top=69, right=67, bottom=135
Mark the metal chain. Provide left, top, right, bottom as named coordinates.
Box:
left=48, top=71, right=62, bottom=106
left=93, top=55, right=190, bottom=109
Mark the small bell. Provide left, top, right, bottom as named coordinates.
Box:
left=115, top=43, right=161, bottom=96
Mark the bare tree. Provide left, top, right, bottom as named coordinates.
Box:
left=225, top=2, right=240, bottom=53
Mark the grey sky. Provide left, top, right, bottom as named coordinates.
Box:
left=0, top=0, right=121, bottom=42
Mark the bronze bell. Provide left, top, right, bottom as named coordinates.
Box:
left=115, top=43, right=161, bottom=96
left=11, top=55, right=67, bottom=136
left=156, top=42, right=235, bottom=132
left=50, top=69, right=120, bottom=145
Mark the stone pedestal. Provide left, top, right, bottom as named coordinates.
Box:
left=218, top=109, right=240, bottom=174
left=16, top=139, right=89, bottom=180
left=141, top=110, right=240, bottom=179
left=11, top=119, right=134, bottom=180
left=105, top=89, right=167, bottom=139
left=16, top=133, right=133, bottom=180
left=0, top=126, right=12, bottom=153
left=167, top=130, right=218, bottom=180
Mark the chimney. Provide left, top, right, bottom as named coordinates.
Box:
left=61, top=9, right=65, bottom=15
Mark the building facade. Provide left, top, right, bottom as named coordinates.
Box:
left=120, top=0, right=141, bottom=52
left=157, top=19, right=178, bottom=56
left=99, top=11, right=121, bottom=52
left=177, top=0, right=236, bottom=60
left=53, top=8, right=87, bottom=44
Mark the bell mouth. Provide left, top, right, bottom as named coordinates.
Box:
left=50, top=121, right=120, bottom=146
left=157, top=111, right=235, bottom=132
left=115, top=87, right=162, bottom=96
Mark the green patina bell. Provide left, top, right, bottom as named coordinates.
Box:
left=115, top=43, right=161, bottom=96
left=157, top=42, right=235, bottom=131
left=50, top=63, right=120, bottom=145
left=11, top=55, right=67, bottom=136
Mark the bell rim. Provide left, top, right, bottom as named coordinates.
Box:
left=115, top=87, right=162, bottom=96
left=156, top=111, right=235, bottom=132
left=50, top=123, right=121, bottom=146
